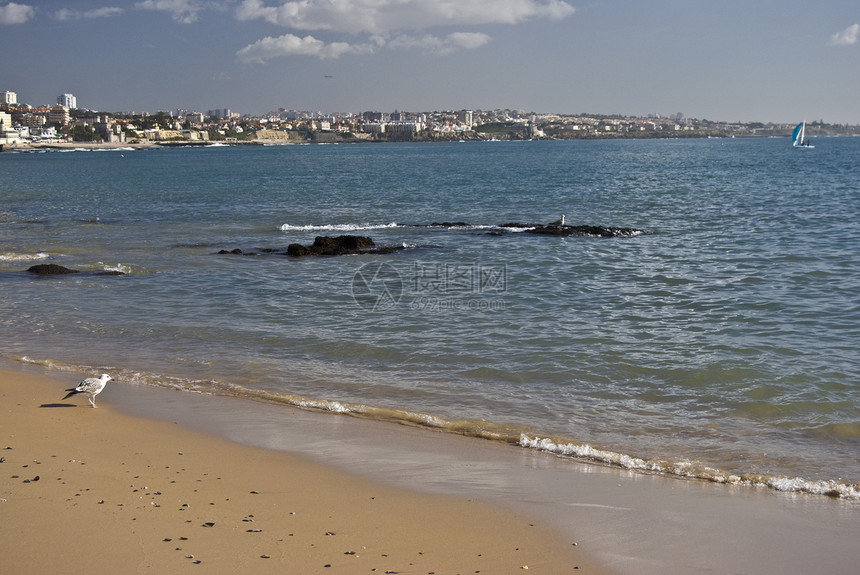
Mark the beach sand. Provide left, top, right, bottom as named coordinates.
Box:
left=0, top=369, right=601, bottom=574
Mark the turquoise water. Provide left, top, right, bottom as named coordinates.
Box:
left=1, top=138, right=858, bottom=497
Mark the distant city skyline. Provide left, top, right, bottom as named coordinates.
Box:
left=1, top=1, right=858, bottom=124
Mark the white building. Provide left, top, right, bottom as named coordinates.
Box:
left=1, top=90, right=17, bottom=105
left=185, top=112, right=205, bottom=124
left=48, top=105, right=71, bottom=126
left=386, top=122, right=423, bottom=137
left=21, top=114, right=46, bottom=130
left=1, top=111, right=23, bottom=145
left=57, top=93, right=77, bottom=109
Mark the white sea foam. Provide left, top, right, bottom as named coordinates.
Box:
left=0, top=252, right=50, bottom=262
left=279, top=222, right=399, bottom=232
left=97, top=262, right=133, bottom=274
left=519, top=435, right=860, bottom=499
left=296, top=398, right=352, bottom=413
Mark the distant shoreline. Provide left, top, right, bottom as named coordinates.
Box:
left=6, top=132, right=858, bottom=152
left=0, top=134, right=772, bottom=152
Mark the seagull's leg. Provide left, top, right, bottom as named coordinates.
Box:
left=89, top=396, right=97, bottom=408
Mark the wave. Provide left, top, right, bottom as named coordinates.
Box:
left=280, top=222, right=400, bottom=232
left=519, top=435, right=860, bottom=499
left=12, top=354, right=859, bottom=500
left=10, top=146, right=138, bottom=154
left=278, top=222, right=642, bottom=237
left=96, top=262, right=134, bottom=274
left=278, top=222, right=534, bottom=233
left=0, top=252, right=50, bottom=262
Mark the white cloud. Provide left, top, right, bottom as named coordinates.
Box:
left=0, top=2, right=35, bottom=25
left=235, top=0, right=575, bottom=35
left=447, top=31, right=493, bottom=50
left=52, top=7, right=124, bottom=21
left=828, top=23, right=859, bottom=46
left=235, top=0, right=572, bottom=60
left=135, top=0, right=205, bottom=24
left=388, top=32, right=491, bottom=55
left=236, top=33, right=374, bottom=62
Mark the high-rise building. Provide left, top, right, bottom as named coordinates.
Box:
left=57, top=93, right=77, bottom=109
left=48, top=105, right=71, bottom=125
left=1, top=91, right=17, bottom=105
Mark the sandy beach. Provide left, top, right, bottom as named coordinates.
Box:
left=0, top=369, right=601, bottom=574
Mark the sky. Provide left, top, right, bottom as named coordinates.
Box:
left=1, top=0, right=858, bottom=124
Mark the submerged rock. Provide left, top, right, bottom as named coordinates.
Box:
left=25, top=263, right=125, bottom=276
left=524, top=224, right=643, bottom=237
left=215, top=236, right=406, bottom=258
left=27, top=264, right=80, bottom=275
left=287, top=235, right=402, bottom=257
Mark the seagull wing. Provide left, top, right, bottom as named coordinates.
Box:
left=75, top=377, right=105, bottom=394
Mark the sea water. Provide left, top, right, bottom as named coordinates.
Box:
left=1, top=138, right=858, bottom=498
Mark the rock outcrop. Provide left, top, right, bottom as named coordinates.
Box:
left=27, top=264, right=80, bottom=275
left=25, top=264, right=124, bottom=276
left=217, top=235, right=406, bottom=258
left=522, top=224, right=643, bottom=237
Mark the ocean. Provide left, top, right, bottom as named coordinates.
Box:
left=1, top=137, right=858, bottom=498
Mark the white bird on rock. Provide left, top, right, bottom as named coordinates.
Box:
left=549, top=214, right=565, bottom=226
left=63, top=374, right=112, bottom=408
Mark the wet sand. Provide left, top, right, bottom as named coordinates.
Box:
left=4, top=366, right=859, bottom=574
left=0, top=369, right=600, bottom=574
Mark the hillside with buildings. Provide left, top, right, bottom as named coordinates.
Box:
left=2, top=89, right=859, bottom=149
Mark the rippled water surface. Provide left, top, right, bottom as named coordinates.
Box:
left=1, top=138, right=858, bottom=497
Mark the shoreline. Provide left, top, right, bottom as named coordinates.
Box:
left=3, top=363, right=859, bottom=574
left=0, top=368, right=600, bottom=574
left=3, top=133, right=836, bottom=153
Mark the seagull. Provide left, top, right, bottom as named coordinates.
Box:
left=63, top=374, right=112, bottom=408
left=549, top=214, right=565, bottom=226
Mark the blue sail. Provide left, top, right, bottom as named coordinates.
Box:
left=792, top=123, right=803, bottom=146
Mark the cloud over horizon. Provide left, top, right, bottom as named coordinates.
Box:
left=235, top=0, right=574, bottom=61
left=237, top=33, right=375, bottom=62
left=51, top=7, right=124, bottom=21
left=828, top=23, right=859, bottom=46
left=235, top=0, right=574, bottom=35
left=0, top=2, right=35, bottom=25
left=135, top=0, right=207, bottom=24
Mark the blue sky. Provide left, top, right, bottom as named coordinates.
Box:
left=1, top=1, right=858, bottom=123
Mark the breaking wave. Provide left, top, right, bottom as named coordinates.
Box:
left=12, top=354, right=860, bottom=501
left=0, top=252, right=50, bottom=262
left=280, top=222, right=400, bottom=232
left=519, top=435, right=860, bottom=499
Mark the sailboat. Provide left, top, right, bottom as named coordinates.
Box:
left=792, top=122, right=814, bottom=148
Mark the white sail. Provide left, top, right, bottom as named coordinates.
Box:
left=792, top=122, right=814, bottom=148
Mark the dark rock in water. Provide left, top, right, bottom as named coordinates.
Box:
left=285, top=244, right=309, bottom=257
left=25, top=263, right=125, bottom=276
left=287, top=235, right=388, bottom=257
left=430, top=221, right=471, bottom=227
left=494, top=222, right=643, bottom=237
left=524, top=224, right=643, bottom=237
left=27, top=264, right=80, bottom=275
left=215, top=236, right=405, bottom=258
